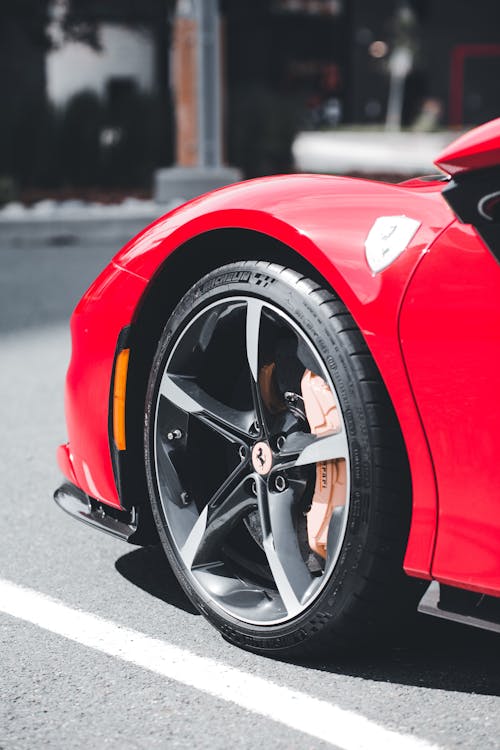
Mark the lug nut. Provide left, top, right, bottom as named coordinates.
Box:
left=251, top=420, right=260, bottom=435
left=238, top=445, right=247, bottom=461
left=274, top=474, right=287, bottom=492
left=276, top=435, right=286, bottom=451
left=251, top=480, right=258, bottom=497
left=167, top=429, right=183, bottom=441
left=180, top=491, right=191, bottom=506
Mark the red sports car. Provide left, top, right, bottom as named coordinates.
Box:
left=55, top=119, right=500, bottom=655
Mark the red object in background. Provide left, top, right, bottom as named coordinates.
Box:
left=449, top=44, right=500, bottom=127
left=56, top=119, right=500, bottom=650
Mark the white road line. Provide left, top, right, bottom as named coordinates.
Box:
left=0, top=579, right=439, bottom=750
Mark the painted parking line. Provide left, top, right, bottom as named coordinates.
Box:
left=1, top=578, right=440, bottom=750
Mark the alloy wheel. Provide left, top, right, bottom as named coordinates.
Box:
left=152, top=296, right=350, bottom=625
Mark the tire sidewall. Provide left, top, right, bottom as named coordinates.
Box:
left=145, top=263, right=379, bottom=654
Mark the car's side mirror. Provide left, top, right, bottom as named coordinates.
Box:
left=434, top=119, right=500, bottom=262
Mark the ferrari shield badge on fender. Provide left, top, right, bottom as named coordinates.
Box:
left=365, top=215, right=421, bottom=273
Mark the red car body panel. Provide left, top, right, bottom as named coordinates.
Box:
left=435, top=116, right=500, bottom=176
left=60, top=173, right=456, bottom=580
left=401, top=221, right=500, bottom=595
left=61, top=263, right=148, bottom=508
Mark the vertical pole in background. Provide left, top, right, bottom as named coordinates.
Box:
left=385, top=46, right=413, bottom=131
left=173, top=0, right=198, bottom=167
left=154, top=0, right=240, bottom=204
left=197, top=0, right=222, bottom=168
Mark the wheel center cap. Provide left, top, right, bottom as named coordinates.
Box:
left=252, top=441, right=273, bottom=475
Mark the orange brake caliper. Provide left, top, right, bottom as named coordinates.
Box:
left=301, top=370, right=347, bottom=560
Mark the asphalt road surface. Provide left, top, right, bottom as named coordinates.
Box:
left=1, top=233, right=499, bottom=750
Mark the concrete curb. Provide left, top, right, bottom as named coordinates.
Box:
left=0, top=216, right=157, bottom=249
left=0, top=201, right=178, bottom=249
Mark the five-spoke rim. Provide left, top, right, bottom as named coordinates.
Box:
left=153, top=297, right=351, bottom=625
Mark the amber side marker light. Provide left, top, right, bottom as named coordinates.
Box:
left=113, top=348, right=130, bottom=451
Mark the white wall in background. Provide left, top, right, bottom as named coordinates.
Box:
left=46, top=23, right=155, bottom=106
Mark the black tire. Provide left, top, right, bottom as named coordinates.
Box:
left=144, top=261, right=418, bottom=656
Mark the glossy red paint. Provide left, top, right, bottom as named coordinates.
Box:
left=400, top=221, right=500, bottom=595
left=57, top=443, right=77, bottom=486
left=435, top=117, right=500, bottom=176
left=63, top=262, right=148, bottom=507
left=62, top=174, right=452, bottom=576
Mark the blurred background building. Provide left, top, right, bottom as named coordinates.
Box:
left=1, top=0, right=500, bottom=203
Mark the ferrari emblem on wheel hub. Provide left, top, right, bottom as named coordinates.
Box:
left=252, top=441, right=273, bottom=475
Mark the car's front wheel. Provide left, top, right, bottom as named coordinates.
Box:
left=145, top=261, right=416, bottom=656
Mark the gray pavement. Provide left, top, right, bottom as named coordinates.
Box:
left=0, top=235, right=499, bottom=749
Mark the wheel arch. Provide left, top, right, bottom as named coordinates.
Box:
left=122, top=228, right=417, bottom=567
left=133, top=226, right=329, bottom=337
left=122, top=227, right=337, bottom=523
left=119, top=193, right=443, bottom=577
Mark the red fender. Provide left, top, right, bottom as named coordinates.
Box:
left=63, top=174, right=454, bottom=578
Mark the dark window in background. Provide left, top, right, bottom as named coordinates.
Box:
left=222, top=0, right=348, bottom=176
left=463, top=56, right=500, bottom=124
